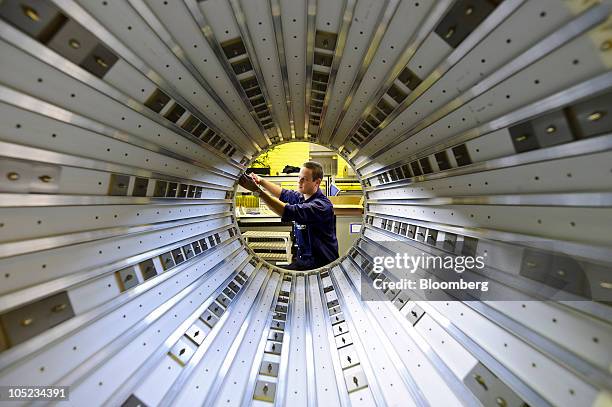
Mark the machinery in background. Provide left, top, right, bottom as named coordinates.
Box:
left=236, top=170, right=363, bottom=266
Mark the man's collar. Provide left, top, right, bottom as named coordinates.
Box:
left=304, top=188, right=322, bottom=202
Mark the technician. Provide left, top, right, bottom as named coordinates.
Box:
left=239, top=161, right=339, bottom=270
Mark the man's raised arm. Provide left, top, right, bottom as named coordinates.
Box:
left=238, top=174, right=286, bottom=216
left=250, top=173, right=282, bottom=198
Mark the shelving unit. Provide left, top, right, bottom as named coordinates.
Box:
left=242, top=230, right=292, bottom=264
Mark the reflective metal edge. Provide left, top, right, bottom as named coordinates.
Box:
left=322, top=0, right=398, bottom=146
left=361, top=72, right=612, bottom=180
left=357, top=230, right=612, bottom=322
left=64, top=249, right=250, bottom=403
left=269, top=0, right=297, bottom=140
left=340, top=256, right=479, bottom=406
left=350, top=241, right=555, bottom=407
left=303, top=274, right=317, bottom=407
left=160, top=264, right=273, bottom=406
left=368, top=192, right=612, bottom=207
left=337, top=260, right=431, bottom=406
left=421, top=302, right=554, bottom=407
left=227, top=0, right=278, bottom=144
left=0, top=85, right=235, bottom=183
left=336, top=0, right=454, bottom=152
left=466, top=300, right=612, bottom=391
left=51, top=0, right=256, bottom=157
left=354, top=236, right=612, bottom=390
left=0, top=20, right=245, bottom=171
left=0, top=221, right=236, bottom=314
left=356, top=3, right=611, bottom=166
left=364, top=132, right=612, bottom=194
left=126, top=0, right=266, bottom=150
left=364, top=205, right=612, bottom=265
left=350, top=0, right=525, bottom=158
left=355, top=235, right=580, bottom=310
left=0, top=140, right=233, bottom=192
left=312, top=272, right=351, bottom=407
left=102, top=253, right=251, bottom=407
left=0, top=195, right=231, bottom=208
left=198, top=268, right=279, bottom=407
left=314, top=0, right=357, bottom=141
left=183, top=0, right=275, bottom=144
left=303, top=0, right=316, bottom=139
left=0, top=238, right=245, bottom=372
left=239, top=271, right=289, bottom=407
left=272, top=272, right=294, bottom=407
left=0, top=209, right=232, bottom=261
left=360, top=234, right=612, bottom=396
left=326, top=265, right=390, bottom=407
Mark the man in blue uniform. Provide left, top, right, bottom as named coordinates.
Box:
left=239, top=161, right=339, bottom=270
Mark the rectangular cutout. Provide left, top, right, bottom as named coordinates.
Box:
left=435, top=0, right=498, bottom=48
left=314, top=30, right=337, bottom=50
left=144, top=88, right=171, bottom=113
left=566, top=90, right=612, bottom=139
left=178, top=184, right=189, bottom=198
left=47, top=19, right=98, bottom=65
left=108, top=174, right=129, bottom=196
left=509, top=122, right=539, bottom=153
left=443, top=233, right=457, bottom=252
left=182, top=244, right=195, bottom=259
left=253, top=380, right=276, bottom=402
left=166, top=182, right=178, bottom=197
left=153, top=180, right=167, bottom=197
left=200, top=309, right=219, bottom=328
left=398, top=66, right=422, bottom=90
left=80, top=43, right=118, bottom=78
left=168, top=337, right=196, bottom=366
left=185, top=319, right=207, bottom=345
left=264, top=340, right=282, bottom=355
left=435, top=151, right=451, bottom=170
left=419, top=157, right=433, bottom=174
left=160, top=252, right=175, bottom=270
left=259, top=361, right=279, bottom=377
left=452, top=144, right=472, bottom=166
left=221, top=37, right=246, bottom=59
left=164, top=103, right=186, bottom=123
left=0, top=1, right=67, bottom=43
left=180, top=115, right=199, bottom=133
left=0, top=291, right=74, bottom=347
left=139, top=259, right=157, bottom=281
left=410, top=161, right=422, bottom=176
left=405, top=303, right=425, bottom=326
left=115, top=267, right=139, bottom=291
left=132, top=177, right=148, bottom=197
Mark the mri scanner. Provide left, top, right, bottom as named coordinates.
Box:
left=0, top=0, right=612, bottom=405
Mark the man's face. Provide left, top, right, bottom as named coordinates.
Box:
left=297, top=167, right=320, bottom=195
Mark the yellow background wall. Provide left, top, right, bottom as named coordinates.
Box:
left=266, top=142, right=310, bottom=176
left=253, top=142, right=350, bottom=177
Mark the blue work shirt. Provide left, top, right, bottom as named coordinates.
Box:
left=280, top=188, right=339, bottom=269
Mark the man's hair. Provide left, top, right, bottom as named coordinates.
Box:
left=303, top=161, right=324, bottom=181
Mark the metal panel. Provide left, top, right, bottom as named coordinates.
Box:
left=0, top=292, right=74, bottom=347
left=2, top=2, right=612, bottom=407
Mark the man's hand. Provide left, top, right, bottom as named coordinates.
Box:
left=239, top=174, right=261, bottom=192
left=249, top=172, right=261, bottom=185
left=247, top=172, right=283, bottom=198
